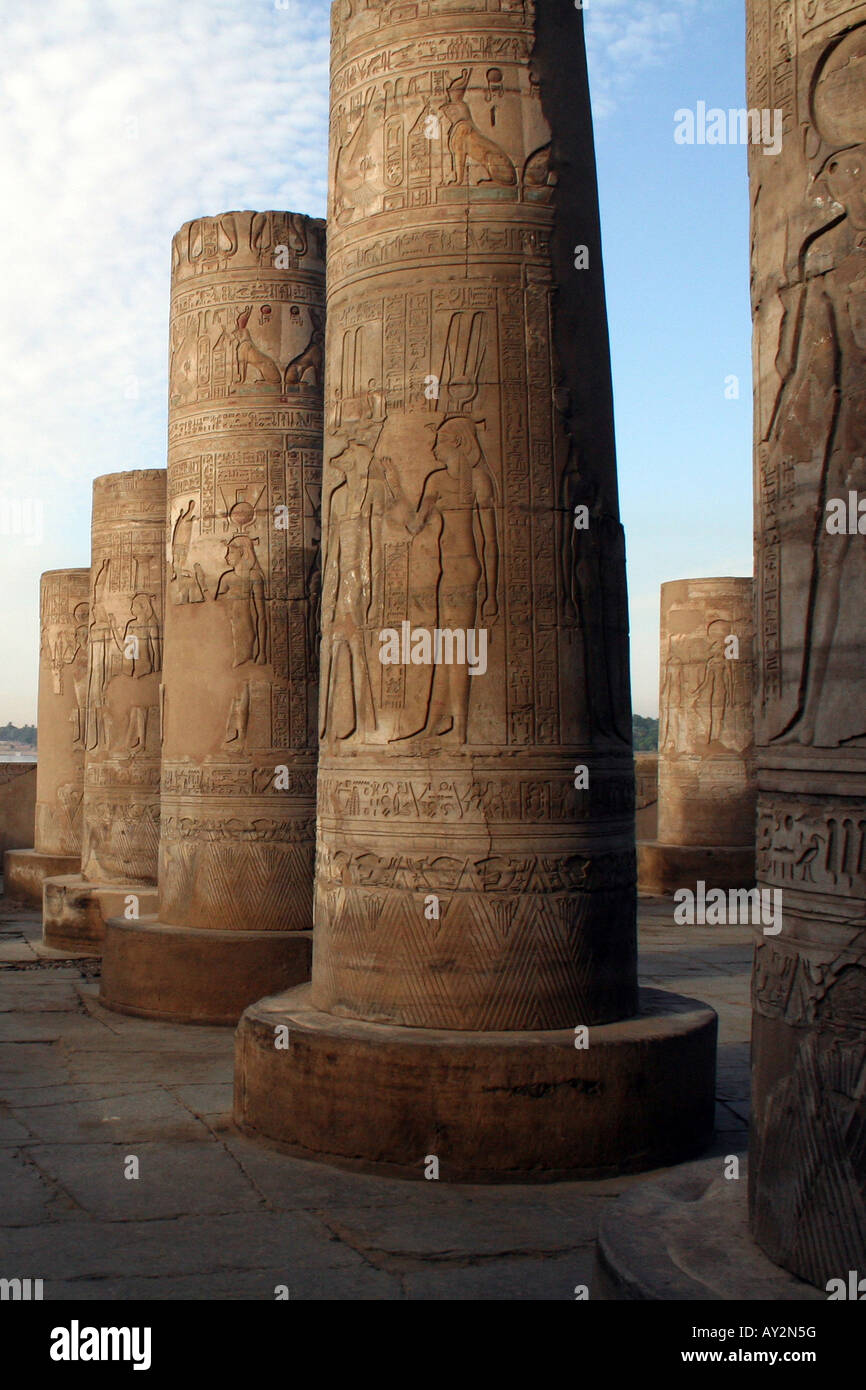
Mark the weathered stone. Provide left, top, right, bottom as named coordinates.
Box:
left=4, top=570, right=89, bottom=905
left=236, top=0, right=716, bottom=1177
left=0, top=764, right=37, bottom=857
left=100, top=210, right=324, bottom=1023
left=42, top=474, right=165, bottom=951
left=236, top=985, right=717, bottom=1181
left=634, top=752, right=658, bottom=841
left=746, top=3, right=866, bottom=1288
left=593, top=1160, right=825, bottom=1301
left=639, top=578, right=756, bottom=894
left=321, top=0, right=637, bottom=1033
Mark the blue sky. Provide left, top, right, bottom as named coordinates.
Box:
left=0, top=0, right=751, bottom=723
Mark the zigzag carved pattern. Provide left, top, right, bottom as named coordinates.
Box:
left=315, top=883, right=630, bottom=1030
left=165, top=842, right=314, bottom=931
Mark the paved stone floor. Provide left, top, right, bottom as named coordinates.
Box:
left=0, top=893, right=751, bottom=1300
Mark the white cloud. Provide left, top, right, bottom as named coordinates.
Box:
left=585, top=0, right=698, bottom=117
left=0, top=0, right=330, bottom=719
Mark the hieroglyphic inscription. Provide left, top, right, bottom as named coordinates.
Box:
left=313, top=1, right=636, bottom=1030
left=159, top=210, right=324, bottom=932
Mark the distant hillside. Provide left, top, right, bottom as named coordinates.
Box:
left=0, top=723, right=37, bottom=747
left=632, top=714, right=659, bottom=752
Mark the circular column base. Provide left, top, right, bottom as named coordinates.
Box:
left=234, top=985, right=718, bottom=1182
left=4, top=850, right=80, bottom=908
left=42, top=875, right=158, bottom=955
left=100, top=917, right=313, bottom=1025
left=638, top=841, right=755, bottom=895
left=593, top=1158, right=824, bottom=1300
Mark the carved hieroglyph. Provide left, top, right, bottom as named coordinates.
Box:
left=160, top=210, right=324, bottom=931
left=311, top=0, right=636, bottom=1030
left=35, top=570, right=90, bottom=856
left=657, top=579, right=756, bottom=848
left=80, top=472, right=165, bottom=884
left=747, top=0, right=866, bottom=1285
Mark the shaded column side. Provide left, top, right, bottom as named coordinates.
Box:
left=747, top=1, right=866, bottom=1286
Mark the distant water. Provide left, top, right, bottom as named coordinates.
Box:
left=0, top=751, right=37, bottom=763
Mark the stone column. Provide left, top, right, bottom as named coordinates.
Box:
left=234, top=0, right=717, bottom=1179
left=100, top=209, right=325, bottom=1023
left=4, top=569, right=89, bottom=906
left=634, top=752, right=659, bottom=842
left=747, top=4, right=866, bottom=1287
left=638, top=578, right=757, bottom=893
left=586, top=2, right=866, bottom=1305
left=43, top=472, right=165, bottom=951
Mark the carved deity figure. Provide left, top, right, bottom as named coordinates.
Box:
left=320, top=438, right=383, bottom=741
left=767, top=26, right=866, bottom=747
left=659, top=636, right=686, bottom=754
left=215, top=534, right=268, bottom=667
left=284, top=308, right=324, bottom=389
left=69, top=601, right=90, bottom=747
left=381, top=416, right=499, bottom=745
left=693, top=619, right=735, bottom=746
left=85, top=559, right=121, bottom=751
left=170, top=500, right=208, bottom=605
left=440, top=68, right=516, bottom=187
left=234, top=307, right=281, bottom=388
left=123, top=593, right=162, bottom=679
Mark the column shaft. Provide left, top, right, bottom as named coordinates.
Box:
left=313, top=0, right=636, bottom=1032
left=747, top=2, right=866, bottom=1284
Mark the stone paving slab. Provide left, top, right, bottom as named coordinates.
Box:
left=0, top=893, right=753, bottom=1300
left=10, top=1087, right=211, bottom=1146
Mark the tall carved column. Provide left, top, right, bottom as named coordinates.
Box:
left=593, top=5, right=866, bottom=1301
left=4, top=570, right=89, bottom=906
left=747, top=3, right=866, bottom=1286
left=638, top=578, right=757, bottom=893
left=100, top=209, right=325, bottom=1023
left=235, top=0, right=717, bottom=1179
left=43, top=472, right=165, bottom=951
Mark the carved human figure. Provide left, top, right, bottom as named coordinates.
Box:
left=306, top=483, right=323, bottom=666
left=215, top=534, right=267, bottom=666
left=768, top=28, right=866, bottom=748
left=365, top=379, right=386, bottom=422
left=123, top=593, right=162, bottom=679
left=224, top=681, right=250, bottom=749
left=170, top=500, right=208, bottom=605
left=319, top=439, right=382, bottom=741
left=334, top=88, right=387, bottom=221
left=693, top=619, right=734, bottom=746
left=69, top=601, right=90, bottom=748
left=85, top=559, right=121, bottom=751
left=658, top=637, right=686, bottom=753
left=381, top=416, right=499, bottom=745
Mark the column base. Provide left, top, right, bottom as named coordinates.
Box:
left=100, top=917, right=313, bottom=1025
left=42, top=875, right=158, bottom=955
left=3, top=850, right=80, bottom=907
left=234, top=985, right=718, bottom=1182
left=592, top=1158, right=824, bottom=1300
left=638, top=841, right=755, bottom=895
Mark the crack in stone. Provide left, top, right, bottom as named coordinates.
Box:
left=314, top=1213, right=590, bottom=1274
left=169, top=1093, right=271, bottom=1211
